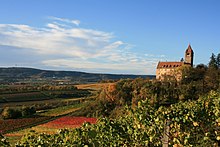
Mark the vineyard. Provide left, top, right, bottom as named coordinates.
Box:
left=0, top=116, right=51, bottom=134
left=1, top=90, right=219, bottom=146
left=40, top=116, right=97, bottom=129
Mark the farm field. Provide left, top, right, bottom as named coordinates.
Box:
left=75, top=82, right=114, bottom=90
left=0, top=102, right=87, bottom=134
left=0, top=82, right=110, bottom=109
left=0, top=116, right=52, bottom=134
left=42, top=116, right=97, bottom=128
left=38, top=102, right=87, bottom=117
left=0, top=92, right=50, bottom=103
left=0, top=83, right=110, bottom=145
left=0, top=83, right=106, bottom=109
left=4, top=116, right=97, bottom=145
left=0, top=90, right=90, bottom=103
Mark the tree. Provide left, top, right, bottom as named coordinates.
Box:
left=208, top=53, right=218, bottom=69
left=180, top=65, right=194, bottom=84
left=216, top=53, right=220, bottom=69
left=205, top=67, right=219, bottom=91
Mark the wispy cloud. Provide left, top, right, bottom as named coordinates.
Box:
left=48, top=16, right=80, bottom=26
left=0, top=17, right=163, bottom=74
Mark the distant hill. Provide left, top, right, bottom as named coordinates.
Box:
left=0, top=67, right=155, bottom=84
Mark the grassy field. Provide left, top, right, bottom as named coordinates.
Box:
left=38, top=102, right=87, bottom=117
left=75, top=82, right=113, bottom=90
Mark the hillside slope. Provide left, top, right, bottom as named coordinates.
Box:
left=0, top=67, right=155, bottom=84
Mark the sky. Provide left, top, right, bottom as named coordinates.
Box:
left=0, top=0, right=219, bottom=75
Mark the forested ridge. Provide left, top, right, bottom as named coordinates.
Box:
left=0, top=67, right=152, bottom=84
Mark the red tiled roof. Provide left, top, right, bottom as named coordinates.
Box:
left=157, top=62, right=184, bottom=69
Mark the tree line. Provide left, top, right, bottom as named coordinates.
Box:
left=0, top=85, right=77, bottom=94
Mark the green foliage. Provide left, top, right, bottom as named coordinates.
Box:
left=1, top=106, right=36, bottom=119
left=217, top=53, right=220, bottom=68
left=2, top=107, right=22, bottom=119
left=0, top=134, right=10, bottom=147
left=21, top=106, right=36, bottom=117
left=77, top=75, right=219, bottom=118
left=40, top=102, right=86, bottom=117
left=209, top=53, right=218, bottom=69
left=162, top=90, right=220, bottom=146
left=72, top=98, right=116, bottom=118
left=14, top=91, right=220, bottom=146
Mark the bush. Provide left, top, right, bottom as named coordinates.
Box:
left=1, top=106, right=36, bottom=119
left=21, top=106, right=36, bottom=117
left=1, top=107, right=22, bottom=119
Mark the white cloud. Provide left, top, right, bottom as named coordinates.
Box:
left=71, top=20, right=80, bottom=26
left=0, top=17, right=162, bottom=74
left=48, top=16, right=80, bottom=26
left=42, top=58, right=157, bottom=74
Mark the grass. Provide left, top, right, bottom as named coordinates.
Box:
left=5, top=135, right=22, bottom=146
left=5, top=126, right=60, bottom=146
left=38, top=102, right=87, bottom=117
left=76, top=83, right=114, bottom=90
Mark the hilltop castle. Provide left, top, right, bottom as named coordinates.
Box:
left=156, top=44, right=194, bottom=81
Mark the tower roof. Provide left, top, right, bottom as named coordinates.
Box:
left=186, top=44, right=194, bottom=53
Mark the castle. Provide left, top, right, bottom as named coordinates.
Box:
left=156, top=44, right=194, bottom=81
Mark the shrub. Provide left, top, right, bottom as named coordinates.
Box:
left=21, top=106, right=36, bottom=117
left=0, top=134, right=10, bottom=147
left=1, top=107, right=22, bottom=119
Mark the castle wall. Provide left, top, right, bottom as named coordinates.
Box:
left=156, top=67, right=182, bottom=81
left=156, top=68, right=175, bottom=80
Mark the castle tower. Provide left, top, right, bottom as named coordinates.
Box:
left=184, top=44, right=194, bottom=66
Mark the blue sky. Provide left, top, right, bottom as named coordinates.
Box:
left=0, top=0, right=219, bottom=75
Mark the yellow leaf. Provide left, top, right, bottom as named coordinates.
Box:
left=193, top=122, right=199, bottom=127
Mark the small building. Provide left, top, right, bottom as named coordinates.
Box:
left=156, top=44, right=194, bottom=81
